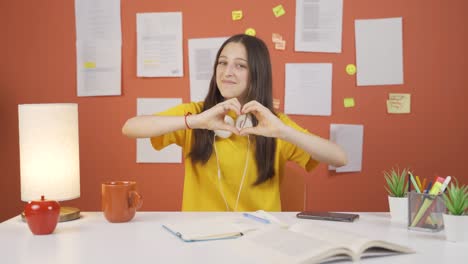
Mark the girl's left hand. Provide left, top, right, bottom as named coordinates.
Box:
left=239, top=100, right=286, bottom=138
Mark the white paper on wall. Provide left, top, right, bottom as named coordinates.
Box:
left=355, top=17, right=404, bottom=86
left=136, top=12, right=183, bottom=77
left=328, top=124, right=364, bottom=173
left=75, top=0, right=122, bottom=97
left=295, top=0, right=343, bottom=53
left=136, top=98, right=182, bottom=163
left=188, top=37, right=228, bottom=102
left=284, top=63, right=332, bottom=116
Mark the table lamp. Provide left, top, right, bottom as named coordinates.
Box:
left=18, top=103, right=81, bottom=222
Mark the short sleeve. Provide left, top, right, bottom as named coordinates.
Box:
left=277, top=114, right=319, bottom=172
left=150, top=102, right=202, bottom=151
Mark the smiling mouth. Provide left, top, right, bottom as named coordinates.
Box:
left=222, top=80, right=236, bottom=84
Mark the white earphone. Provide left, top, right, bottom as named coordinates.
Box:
left=214, top=114, right=253, bottom=138
left=212, top=114, right=253, bottom=211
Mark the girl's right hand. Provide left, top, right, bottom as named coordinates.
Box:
left=188, top=98, right=242, bottom=135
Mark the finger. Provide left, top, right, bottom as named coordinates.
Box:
left=219, top=124, right=240, bottom=135
left=241, top=100, right=260, bottom=113
left=239, top=127, right=261, bottom=136
left=224, top=99, right=241, bottom=114
left=218, top=102, right=240, bottom=115
left=242, top=103, right=264, bottom=116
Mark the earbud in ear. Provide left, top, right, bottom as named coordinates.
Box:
left=214, top=115, right=234, bottom=139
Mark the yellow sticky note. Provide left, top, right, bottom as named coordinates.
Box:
left=245, top=28, right=256, bottom=36
left=272, top=4, right=286, bottom=18
left=387, top=93, right=411, bottom=114
left=274, top=40, right=286, bottom=50
left=344, top=98, right=355, bottom=108
left=84, top=61, right=96, bottom=69
left=346, top=64, right=356, bottom=75
left=232, top=10, right=243, bottom=21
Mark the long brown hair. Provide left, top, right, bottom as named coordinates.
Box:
left=189, top=34, right=276, bottom=185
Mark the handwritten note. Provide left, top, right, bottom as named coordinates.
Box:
left=387, top=93, right=411, bottom=114
left=272, top=33, right=286, bottom=50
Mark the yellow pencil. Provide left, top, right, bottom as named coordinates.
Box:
left=421, top=178, right=427, bottom=191
left=415, top=176, right=422, bottom=191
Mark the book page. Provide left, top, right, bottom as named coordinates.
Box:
left=233, top=226, right=352, bottom=263
left=290, top=222, right=414, bottom=259
left=290, top=222, right=367, bottom=255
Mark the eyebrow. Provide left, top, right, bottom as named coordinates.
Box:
left=218, top=55, right=248, bottom=62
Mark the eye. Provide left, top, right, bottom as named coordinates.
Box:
left=217, top=61, right=227, bottom=66
left=236, top=63, right=247, bottom=69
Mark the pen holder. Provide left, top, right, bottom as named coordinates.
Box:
left=408, top=191, right=446, bottom=232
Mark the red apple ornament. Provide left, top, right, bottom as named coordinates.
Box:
left=24, top=195, right=60, bottom=235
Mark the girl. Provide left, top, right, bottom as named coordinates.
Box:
left=122, top=34, right=347, bottom=211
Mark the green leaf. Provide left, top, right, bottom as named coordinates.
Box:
left=443, top=179, right=468, bottom=215
left=383, top=167, right=408, bottom=197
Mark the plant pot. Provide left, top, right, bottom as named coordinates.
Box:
left=388, top=196, right=408, bottom=223
left=443, top=213, right=468, bottom=243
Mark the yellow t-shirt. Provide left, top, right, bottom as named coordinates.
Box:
left=151, top=102, right=318, bottom=211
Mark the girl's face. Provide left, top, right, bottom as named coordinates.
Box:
left=216, top=42, right=250, bottom=104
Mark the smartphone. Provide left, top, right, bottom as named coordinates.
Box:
left=296, top=212, right=359, bottom=222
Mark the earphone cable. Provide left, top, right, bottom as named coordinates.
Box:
left=233, top=135, right=250, bottom=211
left=213, top=133, right=250, bottom=212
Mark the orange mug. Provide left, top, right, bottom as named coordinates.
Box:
left=101, top=181, right=143, bottom=223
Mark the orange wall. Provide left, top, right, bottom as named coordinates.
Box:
left=1, top=0, right=467, bottom=222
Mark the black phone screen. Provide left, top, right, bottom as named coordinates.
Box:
left=296, top=212, right=360, bottom=222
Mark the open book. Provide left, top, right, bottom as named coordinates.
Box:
left=232, top=222, right=415, bottom=263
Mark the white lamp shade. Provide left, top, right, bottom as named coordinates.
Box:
left=18, top=103, right=80, bottom=202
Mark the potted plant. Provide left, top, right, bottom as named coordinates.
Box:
left=384, top=167, right=409, bottom=223
left=442, top=179, right=468, bottom=242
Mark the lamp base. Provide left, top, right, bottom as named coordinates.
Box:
left=22, top=206, right=81, bottom=222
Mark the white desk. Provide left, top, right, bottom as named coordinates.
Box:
left=1, top=212, right=466, bottom=264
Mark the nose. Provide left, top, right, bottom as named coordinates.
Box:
left=223, top=63, right=235, bottom=76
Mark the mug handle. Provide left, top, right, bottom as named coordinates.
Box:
left=128, top=191, right=143, bottom=209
